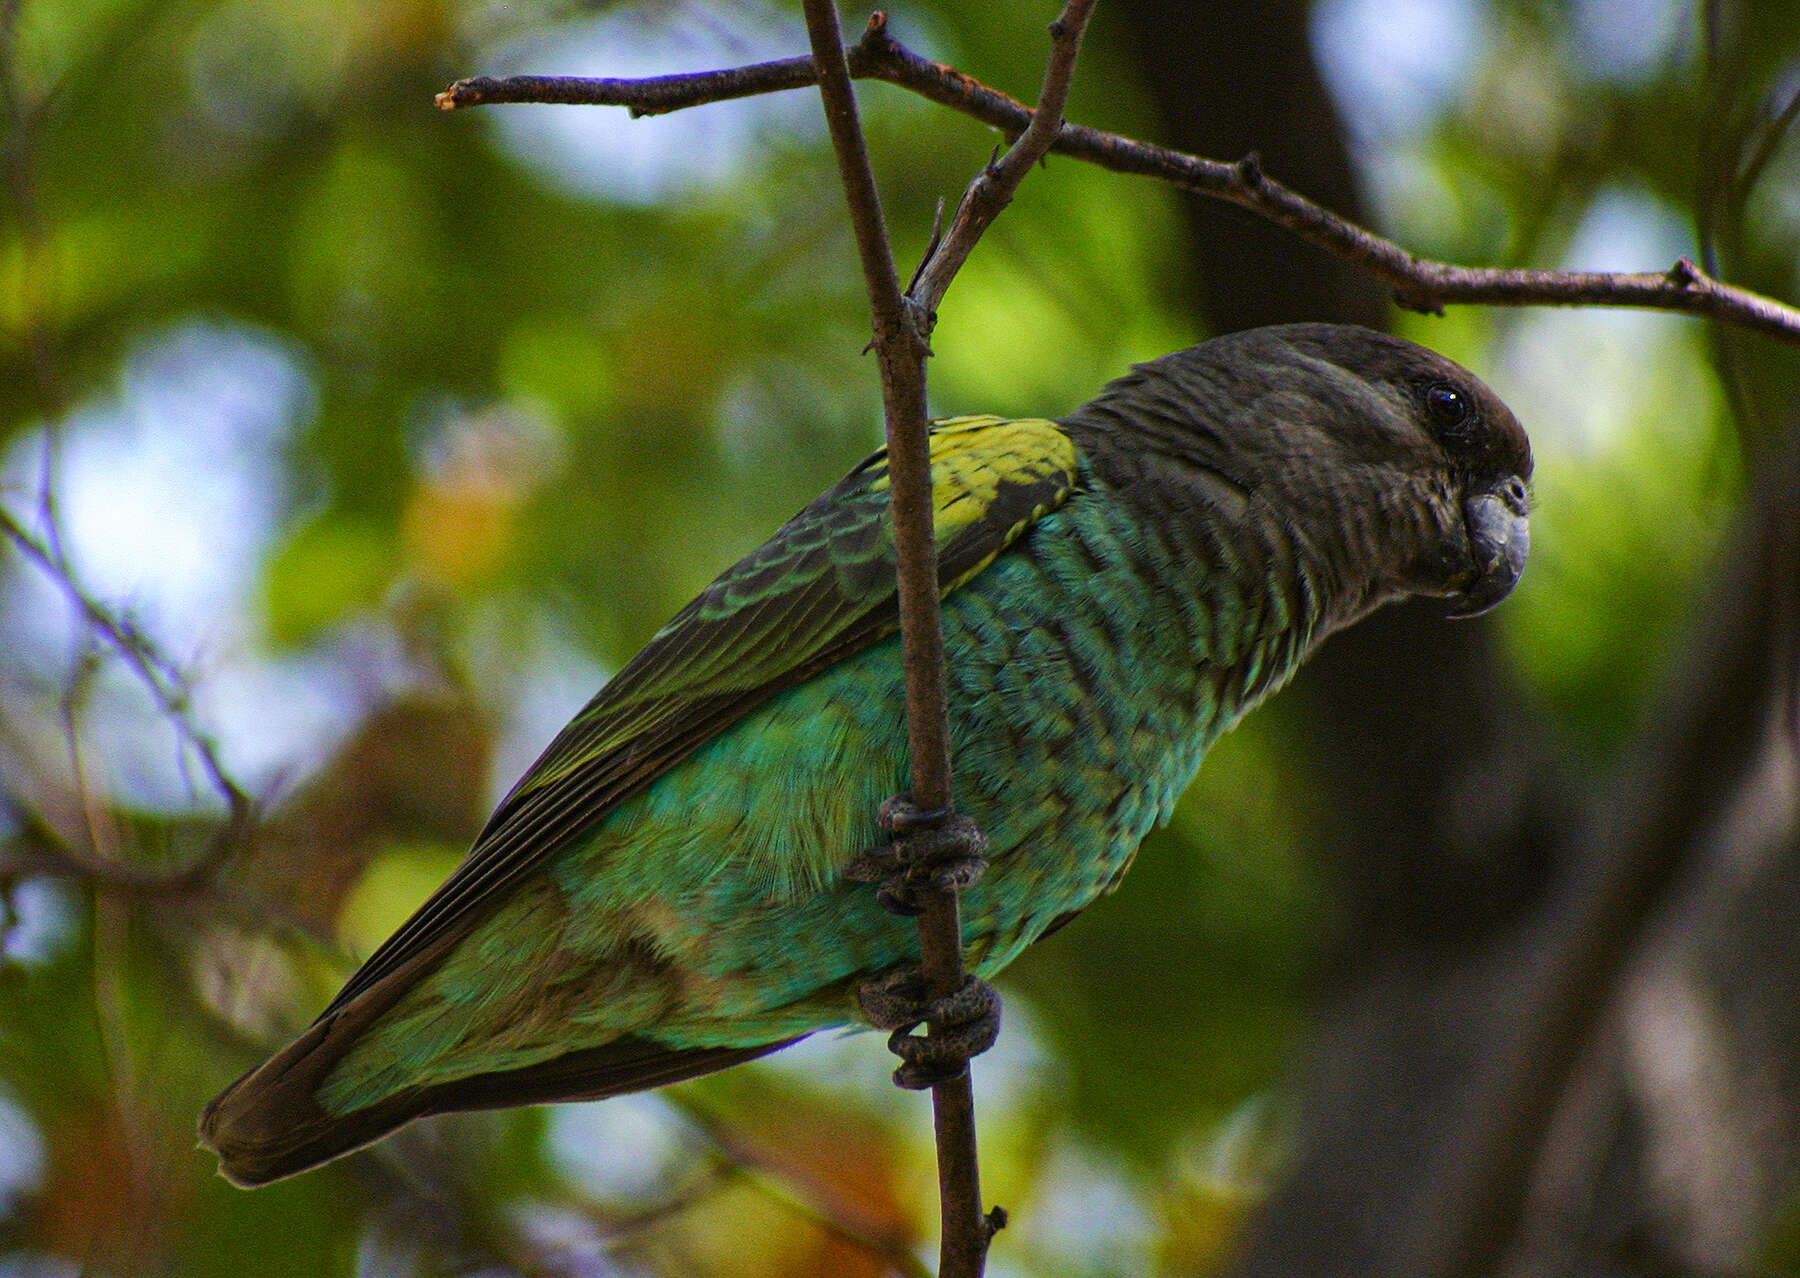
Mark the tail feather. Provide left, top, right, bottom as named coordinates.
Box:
left=201, top=1021, right=804, bottom=1187
left=199, top=948, right=804, bottom=1186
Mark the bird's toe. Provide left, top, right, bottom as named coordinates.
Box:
left=857, top=968, right=1002, bottom=1089
left=844, top=799, right=990, bottom=916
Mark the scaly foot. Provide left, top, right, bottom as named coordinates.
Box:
left=843, top=794, right=990, bottom=916
left=857, top=965, right=1002, bottom=1089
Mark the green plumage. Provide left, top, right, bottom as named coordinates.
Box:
left=201, top=323, right=1534, bottom=1185
left=323, top=472, right=1259, bottom=1108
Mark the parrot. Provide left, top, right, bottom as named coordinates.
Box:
left=201, top=322, right=1532, bottom=1186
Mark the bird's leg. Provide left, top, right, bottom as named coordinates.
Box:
left=857, top=964, right=1003, bottom=1089
left=842, top=794, right=990, bottom=916
left=846, top=796, right=1001, bottom=1085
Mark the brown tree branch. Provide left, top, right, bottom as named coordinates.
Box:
left=791, top=8, right=1098, bottom=1270
left=436, top=14, right=1800, bottom=347
left=758, top=5, right=1094, bottom=1271
left=797, top=3, right=987, bottom=1274
left=0, top=802, right=335, bottom=948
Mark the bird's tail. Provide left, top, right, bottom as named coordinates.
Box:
left=199, top=976, right=433, bottom=1187
left=200, top=996, right=802, bottom=1187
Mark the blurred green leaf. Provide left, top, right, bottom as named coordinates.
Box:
left=264, top=511, right=398, bottom=643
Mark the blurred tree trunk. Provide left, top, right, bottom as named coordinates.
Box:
left=1495, top=458, right=1800, bottom=1277
left=1109, top=1, right=1800, bottom=1273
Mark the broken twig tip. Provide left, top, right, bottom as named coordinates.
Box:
left=436, top=79, right=489, bottom=110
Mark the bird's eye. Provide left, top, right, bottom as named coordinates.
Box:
left=1424, top=383, right=1475, bottom=443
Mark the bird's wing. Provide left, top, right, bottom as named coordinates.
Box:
left=321, top=415, right=1080, bottom=1015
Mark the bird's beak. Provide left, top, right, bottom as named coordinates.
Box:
left=1447, top=475, right=1530, bottom=618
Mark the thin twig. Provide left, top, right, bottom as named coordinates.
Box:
left=1693, top=0, right=1762, bottom=450
left=0, top=504, right=256, bottom=833
left=797, top=4, right=990, bottom=1275
left=1732, top=82, right=1800, bottom=214
left=906, top=0, right=1096, bottom=320
left=2, top=808, right=226, bottom=895
left=0, top=790, right=338, bottom=950
left=58, top=643, right=112, bottom=859
left=436, top=61, right=826, bottom=115
left=436, top=14, right=1800, bottom=346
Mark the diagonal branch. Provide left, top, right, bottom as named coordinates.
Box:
left=0, top=503, right=255, bottom=834
left=905, top=0, right=1096, bottom=320
left=436, top=13, right=1800, bottom=347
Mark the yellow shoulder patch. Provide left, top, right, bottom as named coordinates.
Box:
left=929, top=415, right=1076, bottom=528
left=867, top=417, right=1078, bottom=518
left=919, top=416, right=1081, bottom=591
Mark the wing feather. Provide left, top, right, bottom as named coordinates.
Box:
left=323, top=416, right=1080, bottom=1015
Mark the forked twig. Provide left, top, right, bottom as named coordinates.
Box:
left=800, top=1, right=981, bottom=1271
left=905, top=0, right=1096, bottom=321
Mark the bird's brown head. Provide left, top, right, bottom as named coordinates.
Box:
left=1067, top=323, right=1533, bottom=625
left=1262, top=324, right=1532, bottom=619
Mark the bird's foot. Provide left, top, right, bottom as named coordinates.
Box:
left=857, top=966, right=1002, bottom=1089
left=843, top=795, right=990, bottom=916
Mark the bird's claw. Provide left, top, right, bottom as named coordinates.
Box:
left=876, top=794, right=948, bottom=835
left=857, top=967, right=1002, bottom=1089
left=844, top=795, right=990, bottom=916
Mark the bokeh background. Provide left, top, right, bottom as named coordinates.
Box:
left=3, top=0, right=1799, bottom=1274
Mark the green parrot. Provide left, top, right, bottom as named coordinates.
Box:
left=201, top=323, right=1531, bottom=1186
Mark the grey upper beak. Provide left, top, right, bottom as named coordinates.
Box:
left=1447, top=476, right=1530, bottom=619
